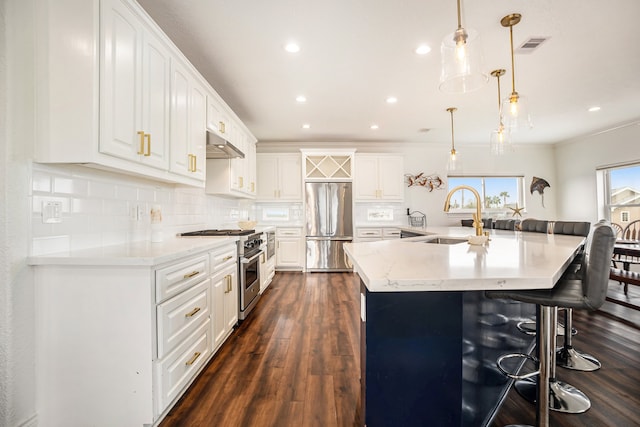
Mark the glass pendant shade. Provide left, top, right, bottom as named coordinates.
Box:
left=440, top=29, right=487, bottom=93
left=501, top=93, right=533, bottom=132
left=439, top=0, right=487, bottom=93
left=490, top=126, right=512, bottom=155
left=447, top=148, right=463, bottom=172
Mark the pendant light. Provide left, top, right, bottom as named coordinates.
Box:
left=446, top=107, right=462, bottom=172
left=439, top=0, right=488, bottom=93
left=489, top=69, right=512, bottom=155
left=500, top=13, right=532, bottom=131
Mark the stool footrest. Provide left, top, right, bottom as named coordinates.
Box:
left=496, top=353, right=539, bottom=380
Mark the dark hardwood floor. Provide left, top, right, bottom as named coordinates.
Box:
left=160, top=272, right=640, bottom=427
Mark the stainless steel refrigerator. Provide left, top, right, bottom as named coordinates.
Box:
left=305, top=181, right=353, bottom=271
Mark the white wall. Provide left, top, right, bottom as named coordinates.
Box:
left=2, top=0, right=38, bottom=425
left=554, top=122, right=640, bottom=223
left=258, top=141, right=558, bottom=226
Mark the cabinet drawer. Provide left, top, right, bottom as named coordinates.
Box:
left=277, top=227, right=302, bottom=237
left=156, top=254, right=209, bottom=303
left=357, top=228, right=382, bottom=238
left=155, top=319, right=211, bottom=413
left=383, top=228, right=401, bottom=238
left=209, top=244, right=237, bottom=276
left=157, top=278, right=210, bottom=359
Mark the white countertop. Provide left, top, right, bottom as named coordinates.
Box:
left=28, top=236, right=238, bottom=267
left=344, top=227, right=585, bottom=292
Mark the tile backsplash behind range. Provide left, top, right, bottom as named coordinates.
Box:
left=30, top=163, right=245, bottom=255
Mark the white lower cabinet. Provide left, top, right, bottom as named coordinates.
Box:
left=33, top=241, right=239, bottom=426
left=211, top=262, right=238, bottom=351
left=276, top=227, right=305, bottom=270
left=260, top=251, right=276, bottom=292
left=355, top=227, right=401, bottom=242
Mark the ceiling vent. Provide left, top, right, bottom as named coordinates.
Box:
left=515, top=36, right=550, bottom=54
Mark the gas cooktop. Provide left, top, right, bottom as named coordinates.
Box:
left=179, top=229, right=256, bottom=237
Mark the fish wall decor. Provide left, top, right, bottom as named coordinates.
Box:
left=530, top=176, right=551, bottom=207
left=405, top=173, right=445, bottom=191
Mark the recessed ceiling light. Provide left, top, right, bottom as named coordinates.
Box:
left=370, top=124, right=379, bottom=130
left=284, top=42, right=300, bottom=53
left=386, top=97, right=398, bottom=104
left=588, top=106, right=601, bottom=112
left=296, top=95, right=307, bottom=103
left=302, top=123, right=310, bottom=129
left=415, top=45, right=431, bottom=55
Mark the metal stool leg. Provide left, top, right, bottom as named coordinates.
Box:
left=547, top=307, right=591, bottom=414
left=556, top=308, right=601, bottom=371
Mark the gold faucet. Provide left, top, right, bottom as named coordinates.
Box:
left=444, top=185, right=484, bottom=236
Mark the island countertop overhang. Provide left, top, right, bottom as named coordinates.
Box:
left=344, top=226, right=585, bottom=292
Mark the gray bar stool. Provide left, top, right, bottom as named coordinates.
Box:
left=552, top=221, right=601, bottom=371
left=486, top=223, right=616, bottom=426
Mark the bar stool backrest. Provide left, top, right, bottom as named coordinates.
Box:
left=553, top=221, right=591, bottom=237
left=520, top=219, right=549, bottom=233
left=582, top=223, right=616, bottom=310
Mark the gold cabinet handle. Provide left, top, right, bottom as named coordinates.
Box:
left=183, top=270, right=199, bottom=279
left=219, top=121, right=225, bottom=134
left=261, top=253, right=265, bottom=263
left=137, top=131, right=145, bottom=155
left=239, top=176, right=244, bottom=188
left=185, top=307, right=201, bottom=317
left=251, top=182, right=255, bottom=193
left=185, top=351, right=202, bottom=366
left=192, top=154, right=197, bottom=172
left=144, top=133, right=151, bottom=156
left=223, top=255, right=233, bottom=261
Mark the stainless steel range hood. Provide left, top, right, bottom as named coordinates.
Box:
left=206, top=130, right=245, bottom=159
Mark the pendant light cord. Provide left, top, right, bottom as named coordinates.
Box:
left=456, top=0, right=463, bottom=30
left=509, top=24, right=516, bottom=94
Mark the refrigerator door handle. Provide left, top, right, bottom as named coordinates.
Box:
left=326, top=184, right=332, bottom=236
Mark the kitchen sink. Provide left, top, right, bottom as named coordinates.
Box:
left=423, top=237, right=467, bottom=245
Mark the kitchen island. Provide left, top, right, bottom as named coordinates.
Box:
left=344, top=227, right=585, bottom=427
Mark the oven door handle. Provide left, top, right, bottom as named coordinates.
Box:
left=240, top=251, right=263, bottom=264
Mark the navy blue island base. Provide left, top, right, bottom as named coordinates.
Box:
left=360, top=281, right=535, bottom=427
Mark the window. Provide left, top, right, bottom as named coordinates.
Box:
left=602, top=163, right=640, bottom=226
left=446, top=176, right=524, bottom=214
left=621, top=211, right=630, bottom=223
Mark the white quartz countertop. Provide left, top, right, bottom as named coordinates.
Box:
left=344, top=227, right=585, bottom=292
left=28, top=236, right=238, bottom=267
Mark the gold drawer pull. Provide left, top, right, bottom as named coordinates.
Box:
left=183, top=270, right=200, bottom=279
left=223, top=255, right=233, bottom=261
left=185, top=307, right=201, bottom=317
left=185, top=351, right=202, bottom=366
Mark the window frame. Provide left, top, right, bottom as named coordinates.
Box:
left=445, top=175, right=525, bottom=216
left=601, top=162, right=640, bottom=224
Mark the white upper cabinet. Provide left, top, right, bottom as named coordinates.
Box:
left=354, top=154, right=404, bottom=201
left=169, top=61, right=206, bottom=180
left=100, top=0, right=171, bottom=170
left=256, top=154, right=302, bottom=201
left=206, top=96, right=232, bottom=143
left=35, top=0, right=255, bottom=188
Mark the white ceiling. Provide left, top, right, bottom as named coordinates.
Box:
left=137, top=0, right=640, bottom=148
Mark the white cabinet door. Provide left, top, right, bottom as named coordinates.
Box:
left=354, top=156, right=380, bottom=200
left=206, top=95, right=230, bottom=140
left=354, top=155, right=404, bottom=201
left=276, top=228, right=304, bottom=269
left=256, top=154, right=302, bottom=201
left=224, top=264, right=238, bottom=332
left=169, top=60, right=206, bottom=180
left=211, top=263, right=237, bottom=352
left=100, top=0, right=170, bottom=170
left=99, top=0, right=141, bottom=162
left=278, top=155, right=302, bottom=200
left=378, top=156, right=404, bottom=200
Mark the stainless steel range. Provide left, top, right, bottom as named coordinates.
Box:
left=178, top=229, right=263, bottom=320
